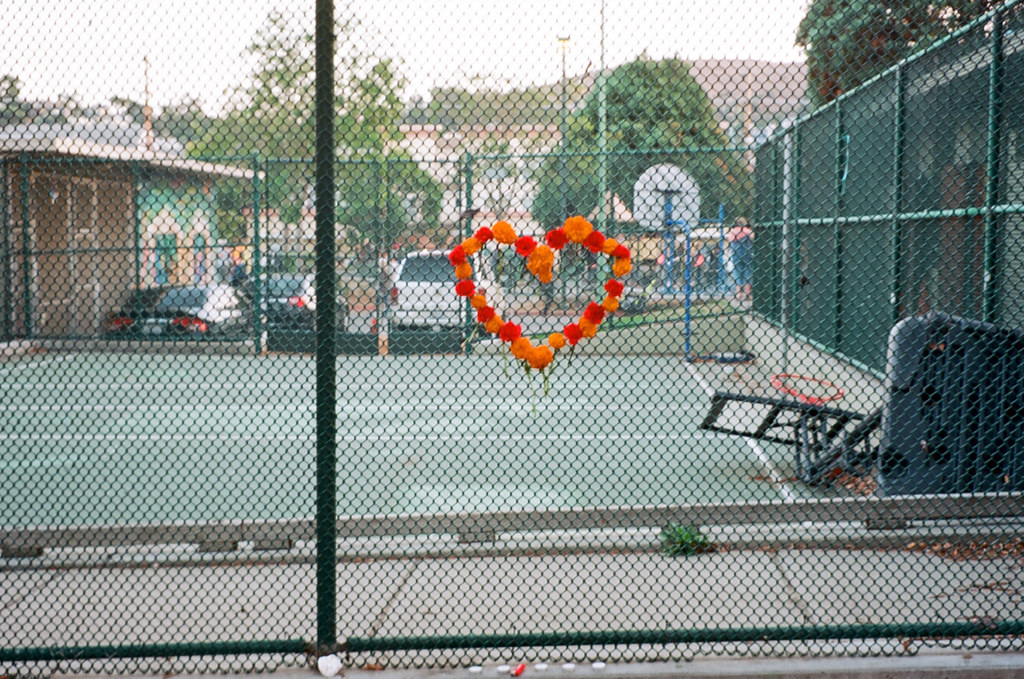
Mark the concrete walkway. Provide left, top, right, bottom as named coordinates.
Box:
left=3, top=522, right=1022, bottom=677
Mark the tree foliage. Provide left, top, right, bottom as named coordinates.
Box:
left=796, top=0, right=996, bottom=105
left=188, top=10, right=442, bottom=249
left=532, top=56, right=750, bottom=229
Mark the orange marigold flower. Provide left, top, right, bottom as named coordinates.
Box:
left=527, top=344, right=554, bottom=370
left=477, top=306, right=496, bottom=323
left=455, top=280, right=475, bottom=297
left=563, top=215, right=593, bottom=243
left=527, top=244, right=554, bottom=280
left=448, top=245, right=467, bottom=266
left=582, top=230, right=605, bottom=253
left=470, top=294, right=488, bottom=309
left=484, top=316, right=504, bottom=334
left=474, top=227, right=494, bottom=243
left=601, top=296, right=620, bottom=312
left=612, top=257, right=632, bottom=277
left=454, top=262, right=473, bottom=280
left=564, top=323, right=583, bottom=345
left=510, top=336, right=533, bottom=360
left=604, top=279, right=625, bottom=297
left=601, top=237, right=620, bottom=255
left=579, top=317, right=599, bottom=338
left=545, top=228, right=569, bottom=249
left=548, top=332, right=567, bottom=349
left=514, top=235, right=537, bottom=256
left=461, top=236, right=482, bottom=255
left=498, top=321, right=522, bottom=343
left=583, top=301, right=605, bottom=324
left=492, top=220, right=517, bottom=244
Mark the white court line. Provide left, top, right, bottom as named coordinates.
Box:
left=681, top=359, right=797, bottom=502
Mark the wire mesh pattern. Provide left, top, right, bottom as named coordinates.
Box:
left=1, top=0, right=1023, bottom=675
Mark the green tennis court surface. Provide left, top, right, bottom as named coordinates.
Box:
left=0, top=351, right=813, bottom=530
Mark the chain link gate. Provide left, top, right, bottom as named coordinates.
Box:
left=2, top=0, right=1024, bottom=674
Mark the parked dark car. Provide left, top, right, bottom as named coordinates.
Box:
left=103, top=284, right=253, bottom=339
left=262, top=273, right=348, bottom=331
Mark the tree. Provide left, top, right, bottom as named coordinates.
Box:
left=189, top=11, right=442, bottom=248
left=531, top=56, right=750, bottom=229
left=796, top=0, right=996, bottom=105
left=0, top=75, right=31, bottom=125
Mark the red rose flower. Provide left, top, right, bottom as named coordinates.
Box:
left=604, top=279, right=624, bottom=297
left=583, top=230, right=606, bottom=253
left=477, top=306, right=496, bottom=323
left=498, top=321, right=522, bottom=343
left=474, top=226, right=494, bottom=243
left=563, top=323, right=583, bottom=345
left=545, top=228, right=569, bottom=249
left=583, top=301, right=605, bottom=324
left=448, top=245, right=467, bottom=266
left=611, top=244, right=630, bottom=259
left=455, top=280, right=475, bottom=297
left=514, top=235, right=537, bottom=257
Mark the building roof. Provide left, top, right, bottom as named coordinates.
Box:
left=0, top=119, right=254, bottom=179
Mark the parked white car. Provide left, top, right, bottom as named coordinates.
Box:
left=391, top=249, right=504, bottom=330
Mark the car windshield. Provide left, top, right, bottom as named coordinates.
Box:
left=401, top=256, right=454, bottom=283
left=267, top=277, right=309, bottom=297
left=122, top=288, right=167, bottom=312
left=156, top=287, right=211, bottom=310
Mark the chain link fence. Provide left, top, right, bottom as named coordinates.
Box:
left=1, top=0, right=1023, bottom=674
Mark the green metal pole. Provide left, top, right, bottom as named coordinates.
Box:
left=983, top=9, right=1004, bottom=322
left=833, top=110, right=845, bottom=351
left=891, top=66, right=906, bottom=325
left=462, top=153, right=474, bottom=355
left=131, top=162, right=141, bottom=291
left=0, top=639, right=309, bottom=663
left=252, top=153, right=263, bottom=354
left=313, top=0, right=338, bottom=656
left=19, top=154, right=31, bottom=337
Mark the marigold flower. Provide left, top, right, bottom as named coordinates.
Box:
left=527, top=345, right=554, bottom=370
left=527, top=245, right=554, bottom=282
left=474, top=227, right=494, bottom=243
left=461, top=236, right=482, bottom=255
left=454, top=262, right=473, bottom=280
left=604, top=279, right=625, bottom=297
left=583, top=301, right=605, bottom=324
left=477, top=306, right=496, bottom=323
left=510, top=336, right=533, bottom=360
left=514, top=235, right=537, bottom=257
left=579, top=317, right=599, bottom=338
left=470, top=294, right=488, bottom=309
left=448, top=245, right=467, bottom=266
left=583, top=230, right=606, bottom=253
left=601, top=237, right=620, bottom=256
left=601, top=296, right=620, bottom=312
left=492, top=220, right=517, bottom=244
left=455, top=280, right=475, bottom=297
left=484, top=316, right=504, bottom=334
left=612, top=257, right=632, bottom=277
left=563, top=215, right=593, bottom=243
left=564, top=323, right=583, bottom=345
left=498, top=321, right=522, bottom=343
left=611, top=244, right=630, bottom=259
left=548, top=332, right=567, bottom=349
left=545, top=228, right=569, bottom=249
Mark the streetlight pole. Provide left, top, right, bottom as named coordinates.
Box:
left=558, top=35, right=570, bottom=220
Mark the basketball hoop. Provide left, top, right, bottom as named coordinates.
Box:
left=770, top=373, right=845, bottom=406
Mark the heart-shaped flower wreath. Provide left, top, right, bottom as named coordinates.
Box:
left=448, top=215, right=632, bottom=374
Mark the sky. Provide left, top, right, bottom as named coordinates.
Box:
left=0, top=0, right=809, bottom=115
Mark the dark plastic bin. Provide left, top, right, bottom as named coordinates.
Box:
left=878, top=312, right=1024, bottom=495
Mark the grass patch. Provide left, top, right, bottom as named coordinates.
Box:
left=659, top=523, right=714, bottom=557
